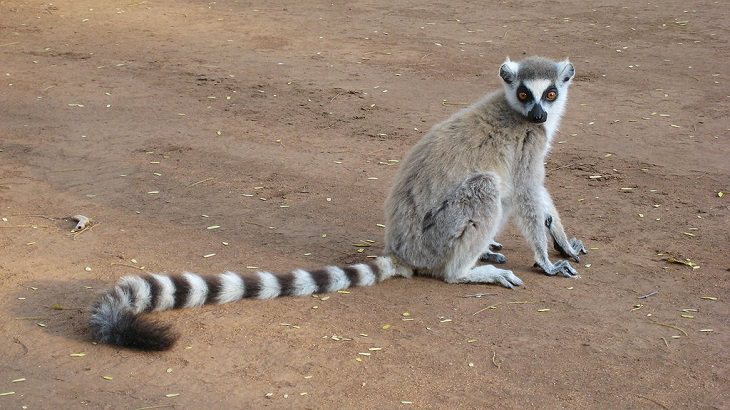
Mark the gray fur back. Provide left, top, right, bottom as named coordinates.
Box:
left=384, top=91, right=545, bottom=270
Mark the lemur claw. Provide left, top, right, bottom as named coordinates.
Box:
left=568, top=238, right=587, bottom=262
left=571, top=237, right=588, bottom=255
left=554, top=237, right=587, bottom=262
left=534, top=259, right=579, bottom=278
left=481, top=251, right=507, bottom=264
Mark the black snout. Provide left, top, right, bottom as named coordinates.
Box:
left=528, top=105, right=547, bottom=123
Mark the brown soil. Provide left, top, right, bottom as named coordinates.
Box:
left=1, top=0, right=728, bottom=408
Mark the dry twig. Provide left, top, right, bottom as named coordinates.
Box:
left=110, top=263, right=145, bottom=271
left=648, top=320, right=688, bottom=336
left=638, top=290, right=658, bottom=299
left=188, top=177, right=214, bottom=187
left=472, top=301, right=534, bottom=315
left=72, top=222, right=99, bottom=239
left=134, top=405, right=176, bottom=410
left=463, top=293, right=496, bottom=298
left=637, top=395, right=668, bottom=409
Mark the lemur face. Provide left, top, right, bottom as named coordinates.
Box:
left=499, top=57, right=575, bottom=124
left=514, top=80, right=559, bottom=123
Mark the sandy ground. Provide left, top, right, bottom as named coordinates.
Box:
left=1, top=0, right=729, bottom=408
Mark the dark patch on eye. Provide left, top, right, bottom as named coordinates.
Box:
left=516, top=84, right=533, bottom=103
left=542, top=86, right=558, bottom=102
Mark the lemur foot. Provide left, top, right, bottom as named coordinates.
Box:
left=571, top=238, right=588, bottom=255
left=470, top=265, right=523, bottom=288
left=491, top=268, right=523, bottom=289
left=447, top=265, right=523, bottom=288
left=554, top=237, right=588, bottom=262
left=481, top=251, right=507, bottom=264
left=534, top=259, right=579, bottom=278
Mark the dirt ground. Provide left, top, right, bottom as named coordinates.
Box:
left=1, top=0, right=728, bottom=408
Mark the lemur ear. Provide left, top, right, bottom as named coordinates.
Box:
left=557, top=59, right=575, bottom=84
left=499, top=58, right=519, bottom=85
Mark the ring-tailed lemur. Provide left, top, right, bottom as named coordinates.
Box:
left=90, top=56, right=587, bottom=350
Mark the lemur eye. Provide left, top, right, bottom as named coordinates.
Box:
left=517, top=91, right=529, bottom=102
left=546, top=90, right=558, bottom=101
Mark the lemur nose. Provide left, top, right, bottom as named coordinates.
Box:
left=528, top=105, right=547, bottom=123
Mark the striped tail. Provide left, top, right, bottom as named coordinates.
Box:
left=89, top=256, right=407, bottom=351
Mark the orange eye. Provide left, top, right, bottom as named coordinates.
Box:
left=546, top=90, right=557, bottom=101
left=517, top=92, right=529, bottom=102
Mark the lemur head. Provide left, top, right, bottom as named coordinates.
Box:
left=499, top=56, right=575, bottom=124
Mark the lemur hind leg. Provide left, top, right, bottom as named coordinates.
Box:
left=480, top=205, right=510, bottom=264
left=420, top=173, right=523, bottom=288
left=481, top=244, right=507, bottom=264
left=450, top=264, right=523, bottom=288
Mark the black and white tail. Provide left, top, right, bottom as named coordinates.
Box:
left=89, top=256, right=407, bottom=351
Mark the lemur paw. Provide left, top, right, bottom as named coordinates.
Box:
left=554, top=237, right=587, bottom=262
left=497, top=269, right=524, bottom=288
left=481, top=251, right=507, bottom=264
left=570, top=237, right=588, bottom=255
left=534, top=259, right=579, bottom=278
left=489, top=241, right=503, bottom=251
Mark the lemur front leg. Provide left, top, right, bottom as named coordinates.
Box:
left=545, top=216, right=587, bottom=261
left=539, top=187, right=587, bottom=262
left=514, top=186, right=579, bottom=278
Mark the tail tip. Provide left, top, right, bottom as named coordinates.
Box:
left=91, top=310, right=179, bottom=351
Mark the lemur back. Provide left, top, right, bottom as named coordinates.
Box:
left=89, top=56, right=586, bottom=350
